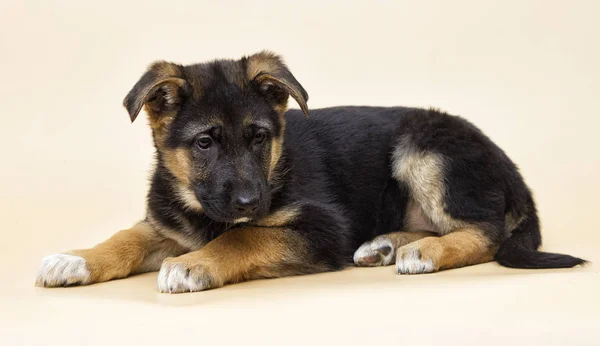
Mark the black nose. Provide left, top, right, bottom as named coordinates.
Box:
left=232, top=194, right=259, bottom=214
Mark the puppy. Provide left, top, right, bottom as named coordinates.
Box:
left=36, top=51, right=586, bottom=293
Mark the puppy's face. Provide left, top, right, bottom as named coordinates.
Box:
left=123, top=52, right=308, bottom=222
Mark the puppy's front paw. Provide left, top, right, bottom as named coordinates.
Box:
left=35, top=254, right=90, bottom=287
left=157, top=257, right=217, bottom=294
left=353, top=237, right=395, bottom=267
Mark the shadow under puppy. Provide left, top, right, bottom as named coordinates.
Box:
left=36, top=51, right=586, bottom=293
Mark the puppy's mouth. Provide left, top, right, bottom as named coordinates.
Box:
left=232, top=217, right=253, bottom=224
left=200, top=204, right=262, bottom=223
left=194, top=196, right=267, bottom=223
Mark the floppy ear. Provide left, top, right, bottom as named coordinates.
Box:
left=123, top=61, right=189, bottom=123
left=246, top=51, right=309, bottom=115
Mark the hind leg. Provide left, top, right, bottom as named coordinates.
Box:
left=395, top=227, right=496, bottom=274
left=354, top=231, right=436, bottom=267
left=388, top=110, right=511, bottom=273
left=390, top=147, right=502, bottom=274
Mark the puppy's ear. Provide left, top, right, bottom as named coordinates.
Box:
left=246, top=51, right=309, bottom=116
left=123, top=61, right=189, bottom=123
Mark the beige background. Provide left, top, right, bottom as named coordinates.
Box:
left=1, top=1, right=599, bottom=345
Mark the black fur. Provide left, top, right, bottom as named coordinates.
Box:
left=495, top=195, right=586, bottom=268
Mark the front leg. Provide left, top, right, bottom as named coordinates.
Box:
left=158, top=203, right=350, bottom=293
left=36, top=221, right=186, bottom=287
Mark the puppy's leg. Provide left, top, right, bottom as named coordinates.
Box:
left=354, top=231, right=436, bottom=267
left=36, top=221, right=186, bottom=287
left=157, top=227, right=307, bottom=293
left=158, top=203, right=350, bottom=293
left=395, top=227, right=495, bottom=274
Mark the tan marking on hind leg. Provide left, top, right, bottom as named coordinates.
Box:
left=396, top=228, right=495, bottom=274
left=354, top=231, right=436, bottom=267
left=392, top=144, right=469, bottom=234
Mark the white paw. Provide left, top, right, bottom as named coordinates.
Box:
left=35, top=254, right=90, bottom=287
left=396, top=246, right=435, bottom=274
left=157, top=261, right=212, bottom=294
left=353, top=237, right=395, bottom=267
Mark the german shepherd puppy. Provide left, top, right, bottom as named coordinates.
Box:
left=36, top=51, right=585, bottom=293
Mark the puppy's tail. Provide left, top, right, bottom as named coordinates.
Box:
left=495, top=201, right=587, bottom=269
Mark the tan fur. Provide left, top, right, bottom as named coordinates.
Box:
left=159, top=147, right=205, bottom=212
left=246, top=51, right=308, bottom=115
left=147, top=108, right=178, bottom=131
left=161, top=226, right=314, bottom=289
left=150, top=60, right=181, bottom=78
left=137, top=79, right=186, bottom=122
left=252, top=205, right=300, bottom=227
left=151, top=121, right=201, bottom=213
left=144, top=86, right=185, bottom=143
left=162, top=148, right=192, bottom=185
left=176, top=183, right=204, bottom=212
left=393, top=141, right=470, bottom=234
left=272, top=100, right=289, bottom=115
left=123, top=61, right=187, bottom=128
left=246, top=51, right=284, bottom=81
left=379, top=231, right=438, bottom=249
left=268, top=134, right=284, bottom=180
left=67, top=221, right=186, bottom=283
left=397, top=227, right=495, bottom=271
left=267, top=93, right=287, bottom=179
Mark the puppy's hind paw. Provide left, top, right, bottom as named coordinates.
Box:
left=35, top=254, right=91, bottom=287
left=353, top=237, right=395, bottom=267
left=396, top=245, right=437, bottom=274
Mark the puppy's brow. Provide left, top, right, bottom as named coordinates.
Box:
left=250, top=120, right=275, bottom=131
left=181, top=123, right=219, bottom=138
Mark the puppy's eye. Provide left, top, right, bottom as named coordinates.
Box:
left=253, top=132, right=267, bottom=145
left=195, top=136, right=213, bottom=150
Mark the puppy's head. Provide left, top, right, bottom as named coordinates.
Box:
left=123, top=51, right=308, bottom=222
